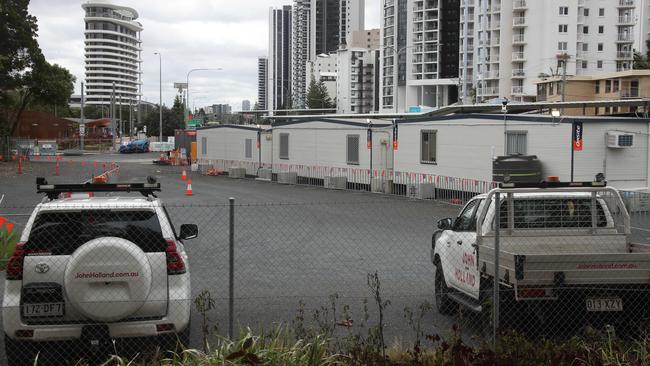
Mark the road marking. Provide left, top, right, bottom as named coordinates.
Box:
left=632, top=226, right=650, bottom=233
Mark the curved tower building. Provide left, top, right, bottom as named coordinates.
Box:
left=82, top=1, right=142, bottom=105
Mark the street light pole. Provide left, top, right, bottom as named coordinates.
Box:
left=111, top=82, right=116, bottom=151
left=185, top=68, right=223, bottom=128
left=154, top=52, right=163, bottom=142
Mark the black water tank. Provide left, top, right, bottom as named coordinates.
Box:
left=493, top=155, right=543, bottom=183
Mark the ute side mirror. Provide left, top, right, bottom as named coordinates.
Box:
left=179, top=224, right=198, bottom=240
left=437, top=218, right=453, bottom=231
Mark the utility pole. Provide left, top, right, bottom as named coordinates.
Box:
left=557, top=53, right=570, bottom=103
left=80, top=82, right=85, bottom=152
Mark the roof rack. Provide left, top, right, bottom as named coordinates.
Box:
left=36, top=177, right=161, bottom=200
left=499, top=181, right=607, bottom=189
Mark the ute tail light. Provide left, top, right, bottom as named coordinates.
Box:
left=165, top=239, right=186, bottom=275
left=6, top=242, right=26, bottom=280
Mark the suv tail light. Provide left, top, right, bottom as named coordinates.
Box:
left=165, top=239, right=186, bottom=275
left=6, top=242, right=26, bottom=280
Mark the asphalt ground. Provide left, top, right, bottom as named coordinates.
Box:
left=1, top=153, right=649, bottom=362
left=0, top=153, right=465, bottom=362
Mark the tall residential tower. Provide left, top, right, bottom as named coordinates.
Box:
left=460, top=0, right=650, bottom=103
left=269, top=5, right=293, bottom=111
left=81, top=1, right=142, bottom=105
left=380, top=0, right=460, bottom=112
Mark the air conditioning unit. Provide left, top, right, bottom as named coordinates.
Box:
left=277, top=171, right=297, bottom=185
left=229, top=167, right=246, bottom=179
left=607, top=131, right=634, bottom=148
left=406, top=183, right=435, bottom=199
left=325, top=176, right=347, bottom=190
left=257, top=168, right=272, bottom=181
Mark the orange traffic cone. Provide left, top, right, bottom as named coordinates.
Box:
left=181, top=169, right=187, bottom=181
left=185, top=179, right=193, bottom=196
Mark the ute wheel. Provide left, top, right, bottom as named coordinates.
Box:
left=434, top=262, right=456, bottom=315
left=4, top=335, right=36, bottom=366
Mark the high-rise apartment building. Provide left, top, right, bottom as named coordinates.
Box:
left=257, top=56, right=268, bottom=110
left=380, top=0, right=460, bottom=113
left=292, top=0, right=311, bottom=108
left=310, top=0, right=365, bottom=59
left=291, top=0, right=365, bottom=108
left=242, top=100, right=251, bottom=111
left=351, top=29, right=381, bottom=50
left=269, top=6, right=293, bottom=111
left=461, top=0, right=650, bottom=103
left=337, top=48, right=380, bottom=114
left=81, top=2, right=142, bottom=105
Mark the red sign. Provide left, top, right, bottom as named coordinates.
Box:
left=572, top=122, right=583, bottom=151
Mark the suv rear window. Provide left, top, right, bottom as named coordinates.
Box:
left=499, top=198, right=607, bottom=229
left=26, top=210, right=166, bottom=254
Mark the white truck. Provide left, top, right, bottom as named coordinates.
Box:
left=431, top=181, right=650, bottom=332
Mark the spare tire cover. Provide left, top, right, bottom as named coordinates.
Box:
left=64, top=237, right=153, bottom=322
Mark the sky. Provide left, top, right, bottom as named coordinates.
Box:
left=28, top=0, right=380, bottom=111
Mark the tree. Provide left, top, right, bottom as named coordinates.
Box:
left=306, top=77, right=334, bottom=109
left=143, top=95, right=184, bottom=138
left=1, top=0, right=75, bottom=136
left=633, top=40, right=650, bottom=69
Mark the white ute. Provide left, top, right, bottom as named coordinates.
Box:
left=2, top=178, right=197, bottom=365
left=432, top=181, right=650, bottom=333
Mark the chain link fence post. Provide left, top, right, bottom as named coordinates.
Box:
left=229, top=197, right=235, bottom=340
left=493, top=191, right=501, bottom=348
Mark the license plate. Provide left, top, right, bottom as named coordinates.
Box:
left=586, top=298, right=623, bottom=312
left=23, top=303, right=64, bottom=317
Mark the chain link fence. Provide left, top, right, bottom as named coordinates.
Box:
left=1, top=159, right=650, bottom=364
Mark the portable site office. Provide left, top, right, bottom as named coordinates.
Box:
left=196, top=114, right=650, bottom=193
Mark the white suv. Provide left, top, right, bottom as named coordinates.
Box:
left=2, top=178, right=195, bottom=365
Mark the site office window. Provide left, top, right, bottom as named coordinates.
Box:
left=506, top=130, right=528, bottom=155
left=346, top=134, right=360, bottom=165
left=420, top=130, right=437, bottom=164
left=201, top=137, right=207, bottom=155
left=279, top=133, right=289, bottom=159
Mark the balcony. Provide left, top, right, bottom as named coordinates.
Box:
left=617, top=33, right=634, bottom=42
left=618, top=16, right=635, bottom=24
left=484, top=70, right=500, bottom=79
left=512, top=52, right=526, bottom=61
left=513, top=17, right=527, bottom=27
left=512, top=86, right=524, bottom=94
left=512, top=69, right=525, bottom=78
left=489, top=5, right=500, bottom=12
left=512, top=34, right=526, bottom=44
left=478, top=86, right=500, bottom=96
left=513, top=0, right=527, bottom=9
left=617, top=51, right=633, bottom=59
left=620, top=88, right=640, bottom=98
left=618, top=0, right=635, bottom=7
